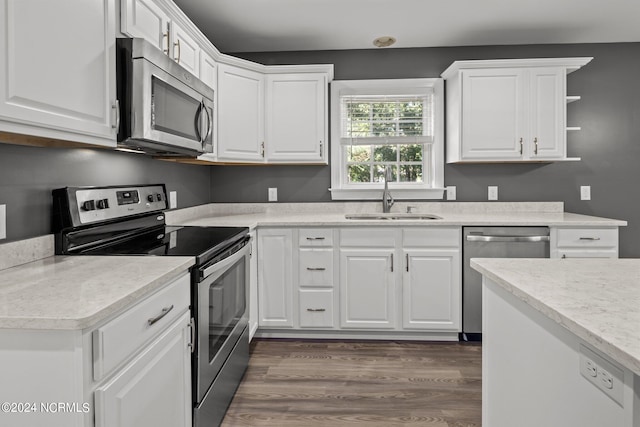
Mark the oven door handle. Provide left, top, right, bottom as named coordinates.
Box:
left=199, top=236, right=251, bottom=280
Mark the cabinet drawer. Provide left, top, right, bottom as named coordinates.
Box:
left=299, top=228, right=333, bottom=246
left=93, top=273, right=190, bottom=381
left=299, top=289, right=334, bottom=328
left=299, top=248, right=333, bottom=287
left=340, top=228, right=396, bottom=247
left=555, top=228, right=617, bottom=248
left=402, top=227, right=460, bottom=248
left=557, top=249, right=618, bottom=259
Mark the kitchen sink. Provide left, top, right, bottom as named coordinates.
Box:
left=345, top=213, right=442, bottom=220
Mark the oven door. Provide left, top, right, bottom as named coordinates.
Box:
left=126, top=56, right=214, bottom=155
left=195, top=240, right=250, bottom=404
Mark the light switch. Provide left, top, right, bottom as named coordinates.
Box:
left=446, top=186, right=456, bottom=201
left=169, top=191, right=177, bottom=209
left=580, top=186, right=591, bottom=201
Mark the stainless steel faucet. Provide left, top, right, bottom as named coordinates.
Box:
left=382, top=166, right=395, bottom=213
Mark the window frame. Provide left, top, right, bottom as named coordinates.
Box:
left=330, top=78, right=445, bottom=200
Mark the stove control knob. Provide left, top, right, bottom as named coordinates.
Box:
left=147, top=194, right=155, bottom=202
left=82, top=200, right=95, bottom=211
left=96, top=199, right=109, bottom=210
left=156, top=193, right=162, bottom=201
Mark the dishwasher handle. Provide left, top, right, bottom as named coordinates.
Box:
left=466, top=234, right=550, bottom=243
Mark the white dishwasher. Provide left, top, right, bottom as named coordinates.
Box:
left=462, top=226, right=550, bottom=341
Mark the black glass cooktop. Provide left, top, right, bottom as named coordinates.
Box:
left=79, top=225, right=249, bottom=265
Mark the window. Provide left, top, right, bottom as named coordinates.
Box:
left=330, top=79, right=444, bottom=200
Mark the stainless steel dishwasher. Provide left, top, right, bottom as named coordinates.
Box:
left=462, top=226, right=550, bottom=341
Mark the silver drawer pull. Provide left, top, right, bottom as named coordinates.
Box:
left=306, top=308, right=326, bottom=312
left=306, top=267, right=326, bottom=271
left=579, top=237, right=601, bottom=241
left=306, top=237, right=326, bottom=240
left=147, top=305, right=174, bottom=326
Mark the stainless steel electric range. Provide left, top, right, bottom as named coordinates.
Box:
left=52, top=184, right=249, bottom=427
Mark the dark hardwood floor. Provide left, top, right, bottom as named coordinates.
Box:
left=221, top=339, right=481, bottom=426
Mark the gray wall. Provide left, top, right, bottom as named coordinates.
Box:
left=213, top=43, right=640, bottom=257
left=0, top=143, right=211, bottom=242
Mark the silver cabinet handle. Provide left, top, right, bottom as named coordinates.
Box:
left=306, top=308, right=326, bottom=312
left=390, top=253, right=394, bottom=272
left=534, top=137, right=538, bottom=155
left=579, top=237, right=601, bottom=241
left=319, top=141, right=323, bottom=157
left=112, top=100, right=120, bottom=130
left=519, top=137, right=523, bottom=155
left=147, top=305, right=174, bottom=326
left=466, top=235, right=550, bottom=242
left=261, top=141, right=265, bottom=157
left=174, top=39, right=181, bottom=63
left=306, top=267, right=326, bottom=271
left=188, top=317, right=195, bottom=353
left=162, top=30, right=169, bottom=55
left=306, top=237, right=325, bottom=240
left=405, top=253, right=409, bottom=272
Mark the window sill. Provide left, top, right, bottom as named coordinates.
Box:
left=330, top=188, right=445, bottom=201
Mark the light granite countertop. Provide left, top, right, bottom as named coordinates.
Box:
left=0, top=255, right=194, bottom=330
left=166, top=201, right=627, bottom=228
left=471, top=258, right=640, bottom=377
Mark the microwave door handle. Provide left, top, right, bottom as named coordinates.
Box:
left=203, top=101, right=212, bottom=142
left=194, top=101, right=203, bottom=142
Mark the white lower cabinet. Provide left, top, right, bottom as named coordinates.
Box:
left=256, top=226, right=461, bottom=337
left=339, top=247, right=396, bottom=329
left=257, top=228, right=294, bottom=328
left=94, top=311, right=192, bottom=427
left=0, top=272, right=192, bottom=427
left=550, top=227, right=619, bottom=258
left=403, top=249, right=460, bottom=330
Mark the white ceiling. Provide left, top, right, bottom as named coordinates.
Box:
left=172, top=0, right=640, bottom=53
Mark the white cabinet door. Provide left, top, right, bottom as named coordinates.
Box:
left=461, top=68, right=525, bottom=160
left=170, top=21, right=200, bottom=77
left=529, top=67, right=565, bottom=159
left=120, top=0, right=170, bottom=53
left=402, top=249, right=461, bottom=330
left=339, top=249, right=396, bottom=329
left=217, top=63, right=265, bottom=161
left=265, top=73, right=327, bottom=163
left=0, top=0, right=117, bottom=145
left=94, top=312, right=192, bottom=427
left=258, top=229, right=293, bottom=327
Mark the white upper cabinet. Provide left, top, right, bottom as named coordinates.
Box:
left=265, top=73, right=328, bottom=163
left=442, top=58, right=592, bottom=163
left=170, top=21, right=200, bottom=76
left=217, top=63, right=265, bottom=162
left=0, top=0, right=117, bottom=146
left=121, top=0, right=201, bottom=77
left=121, top=0, right=171, bottom=53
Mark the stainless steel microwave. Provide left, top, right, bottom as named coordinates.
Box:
left=116, top=38, right=214, bottom=156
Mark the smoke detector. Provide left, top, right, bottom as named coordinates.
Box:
left=373, top=36, right=396, bottom=48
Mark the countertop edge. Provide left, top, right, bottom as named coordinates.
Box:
left=470, top=259, right=640, bottom=377
left=0, top=257, right=195, bottom=331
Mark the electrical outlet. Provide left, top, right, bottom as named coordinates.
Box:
left=488, top=186, right=498, bottom=201
left=169, top=191, right=177, bottom=209
left=446, top=186, right=457, bottom=201
left=581, top=186, right=591, bottom=201
left=268, top=187, right=278, bottom=202
left=0, top=204, right=6, bottom=240
left=579, top=344, right=624, bottom=405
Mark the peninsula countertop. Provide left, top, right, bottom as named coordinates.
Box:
left=165, top=201, right=627, bottom=229
left=0, top=255, right=195, bottom=330
left=470, top=258, right=640, bottom=377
